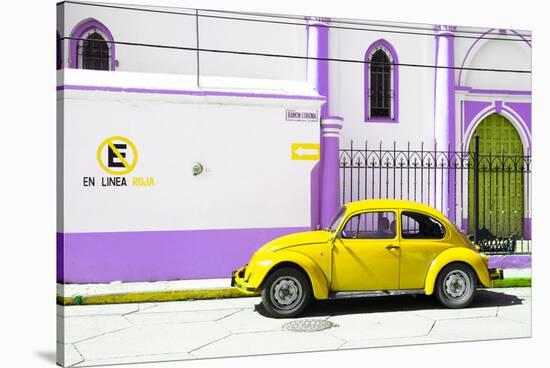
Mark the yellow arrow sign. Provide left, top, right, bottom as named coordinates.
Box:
left=291, top=143, right=320, bottom=160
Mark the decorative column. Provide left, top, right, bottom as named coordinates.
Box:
left=306, top=17, right=329, bottom=116
left=320, top=118, right=343, bottom=228
left=307, top=17, right=339, bottom=229
left=433, top=25, right=456, bottom=222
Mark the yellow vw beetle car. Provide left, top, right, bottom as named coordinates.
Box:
left=231, top=200, right=503, bottom=318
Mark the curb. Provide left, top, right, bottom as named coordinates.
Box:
left=57, top=278, right=531, bottom=306
left=492, top=277, right=531, bottom=288
left=57, top=287, right=259, bottom=306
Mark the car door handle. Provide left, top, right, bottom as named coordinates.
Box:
left=385, top=244, right=400, bottom=250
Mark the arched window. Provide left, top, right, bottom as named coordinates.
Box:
left=364, top=40, right=399, bottom=122
left=81, top=32, right=110, bottom=70
left=370, top=50, right=391, bottom=117
left=69, top=19, right=115, bottom=71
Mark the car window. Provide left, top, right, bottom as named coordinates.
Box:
left=401, top=211, right=446, bottom=239
left=327, top=206, right=346, bottom=233
left=340, top=211, right=396, bottom=239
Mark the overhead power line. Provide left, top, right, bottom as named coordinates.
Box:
left=60, top=36, right=532, bottom=74
left=57, top=1, right=532, bottom=42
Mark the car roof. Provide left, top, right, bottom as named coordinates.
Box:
left=343, top=199, right=445, bottom=218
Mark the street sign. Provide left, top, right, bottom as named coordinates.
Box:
left=291, top=143, right=320, bottom=160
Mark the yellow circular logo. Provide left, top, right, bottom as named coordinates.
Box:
left=97, top=136, right=138, bottom=176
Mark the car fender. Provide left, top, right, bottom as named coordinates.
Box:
left=424, top=247, right=492, bottom=295
left=248, top=250, right=330, bottom=300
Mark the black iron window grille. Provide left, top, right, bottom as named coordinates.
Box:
left=369, top=49, right=392, bottom=118
left=339, top=139, right=531, bottom=254
left=79, top=31, right=110, bottom=71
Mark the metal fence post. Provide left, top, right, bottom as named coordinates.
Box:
left=473, top=135, right=480, bottom=244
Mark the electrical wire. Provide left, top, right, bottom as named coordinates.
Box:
left=57, top=0, right=532, bottom=42
left=60, top=36, right=532, bottom=74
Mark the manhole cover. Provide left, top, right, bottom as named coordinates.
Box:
left=282, top=319, right=336, bottom=332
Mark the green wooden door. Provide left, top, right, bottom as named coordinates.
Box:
left=468, top=113, right=524, bottom=237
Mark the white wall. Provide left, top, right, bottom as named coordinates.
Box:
left=328, top=26, right=436, bottom=150
left=455, top=31, right=531, bottom=90
left=198, top=10, right=307, bottom=81
left=59, top=3, right=307, bottom=80
left=60, top=2, right=197, bottom=74
left=59, top=70, right=322, bottom=233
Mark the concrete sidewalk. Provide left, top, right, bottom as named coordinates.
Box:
left=57, top=287, right=531, bottom=367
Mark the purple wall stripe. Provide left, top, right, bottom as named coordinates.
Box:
left=57, top=227, right=309, bottom=283
left=57, top=84, right=326, bottom=101
left=455, top=87, right=532, bottom=95
left=57, top=227, right=531, bottom=284
left=488, top=255, right=531, bottom=269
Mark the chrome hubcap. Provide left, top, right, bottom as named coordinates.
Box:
left=443, top=270, right=471, bottom=300
left=271, top=276, right=302, bottom=310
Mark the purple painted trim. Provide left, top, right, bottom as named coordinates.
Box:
left=464, top=105, right=531, bottom=155
left=501, top=106, right=532, bottom=146
left=323, top=116, right=343, bottom=121
left=447, top=45, right=457, bottom=221
left=310, top=162, right=321, bottom=230
left=523, top=217, right=532, bottom=240
left=504, top=102, right=532, bottom=133
left=494, top=100, right=503, bottom=113
left=458, top=28, right=531, bottom=86
left=457, top=28, right=494, bottom=86
left=319, top=133, right=341, bottom=228
left=69, top=18, right=116, bottom=70
left=57, top=227, right=309, bottom=283
left=364, top=39, right=399, bottom=123
left=463, top=101, right=492, bottom=134
left=321, top=123, right=343, bottom=129
left=316, top=23, right=330, bottom=118
left=434, top=31, right=456, bottom=221
left=363, top=118, right=399, bottom=124
left=306, top=20, right=333, bottom=230
left=510, top=29, right=532, bottom=48
left=455, top=86, right=531, bottom=95
left=57, top=84, right=326, bottom=101
left=488, top=255, right=531, bottom=269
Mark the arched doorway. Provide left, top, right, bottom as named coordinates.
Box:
left=468, top=113, right=524, bottom=237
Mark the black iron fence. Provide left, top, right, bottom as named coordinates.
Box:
left=339, top=138, right=531, bottom=254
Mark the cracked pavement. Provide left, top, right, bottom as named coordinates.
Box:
left=57, top=287, right=531, bottom=367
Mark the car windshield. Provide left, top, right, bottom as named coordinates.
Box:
left=326, top=206, right=346, bottom=233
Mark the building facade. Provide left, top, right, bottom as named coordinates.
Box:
left=57, top=2, right=532, bottom=284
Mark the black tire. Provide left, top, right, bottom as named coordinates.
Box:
left=435, top=263, right=476, bottom=309
left=261, top=267, right=312, bottom=318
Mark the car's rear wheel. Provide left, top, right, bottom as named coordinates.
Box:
left=261, top=267, right=311, bottom=318
left=435, top=263, right=476, bottom=309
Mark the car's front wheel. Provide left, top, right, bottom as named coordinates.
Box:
left=261, top=267, right=311, bottom=318
left=435, top=263, right=476, bottom=309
